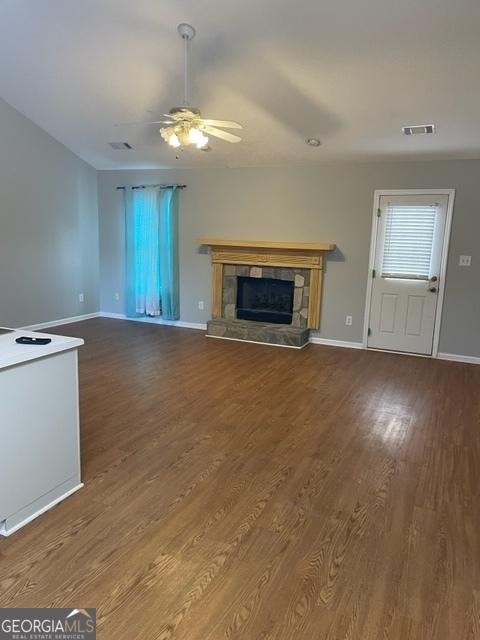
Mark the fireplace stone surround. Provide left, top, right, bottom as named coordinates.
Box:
left=198, top=239, right=336, bottom=348
left=222, top=264, right=310, bottom=328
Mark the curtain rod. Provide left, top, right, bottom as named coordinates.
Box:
left=116, top=184, right=186, bottom=190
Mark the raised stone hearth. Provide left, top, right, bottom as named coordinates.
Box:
left=207, top=319, right=310, bottom=348
left=198, top=238, right=336, bottom=348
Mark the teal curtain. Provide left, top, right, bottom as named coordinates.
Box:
left=125, top=186, right=179, bottom=320
left=159, top=187, right=180, bottom=320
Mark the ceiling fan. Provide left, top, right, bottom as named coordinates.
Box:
left=117, top=23, right=243, bottom=150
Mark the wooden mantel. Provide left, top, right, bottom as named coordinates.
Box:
left=198, top=239, right=336, bottom=252
left=197, top=238, right=336, bottom=330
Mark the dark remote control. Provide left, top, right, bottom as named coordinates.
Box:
left=16, top=336, right=52, bottom=345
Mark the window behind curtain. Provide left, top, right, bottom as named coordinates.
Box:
left=132, top=189, right=161, bottom=316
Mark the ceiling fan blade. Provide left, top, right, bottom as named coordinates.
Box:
left=164, top=112, right=191, bottom=120
left=114, top=120, right=171, bottom=127
left=201, top=119, right=242, bottom=129
left=201, top=125, right=242, bottom=143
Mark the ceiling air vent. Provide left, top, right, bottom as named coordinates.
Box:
left=108, top=142, right=133, bottom=150
left=402, top=124, right=435, bottom=135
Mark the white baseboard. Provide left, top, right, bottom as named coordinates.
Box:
left=0, top=483, right=84, bottom=537
left=21, top=312, right=101, bottom=331
left=310, top=338, right=479, bottom=363
left=206, top=334, right=307, bottom=349
left=437, top=352, right=480, bottom=365
left=208, top=335, right=363, bottom=351
left=99, top=312, right=207, bottom=331
left=367, top=346, right=430, bottom=359
left=309, top=336, right=364, bottom=349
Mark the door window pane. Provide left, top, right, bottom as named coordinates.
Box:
left=382, top=205, right=436, bottom=279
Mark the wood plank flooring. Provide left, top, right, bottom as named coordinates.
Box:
left=1, top=318, right=479, bottom=639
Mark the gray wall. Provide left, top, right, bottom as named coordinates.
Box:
left=98, top=161, right=479, bottom=358
left=0, top=98, right=99, bottom=328
left=2, top=93, right=476, bottom=357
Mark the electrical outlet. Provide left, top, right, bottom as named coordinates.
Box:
left=78, top=293, right=84, bottom=303
left=115, top=292, right=120, bottom=301
left=198, top=300, right=204, bottom=310
left=345, top=315, right=353, bottom=326
left=459, top=255, right=472, bottom=266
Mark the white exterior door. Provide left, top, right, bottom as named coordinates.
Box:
left=367, top=194, right=449, bottom=355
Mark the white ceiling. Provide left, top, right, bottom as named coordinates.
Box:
left=1, top=0, right=480, bottom=169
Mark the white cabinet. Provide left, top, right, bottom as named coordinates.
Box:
left=0, top=329, right=84, bottom=536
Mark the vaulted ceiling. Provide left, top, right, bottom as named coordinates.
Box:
left=1, top=0, right=479, bottom=169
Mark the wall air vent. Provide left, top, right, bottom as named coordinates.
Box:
left=402, top=124, right=435, bottom=136
left=108, top=142, right=134, bottom=150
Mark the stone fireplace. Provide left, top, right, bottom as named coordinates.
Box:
left=198, top=239, right=336, bottom=348
left=223, top=265, right=310, bottom=327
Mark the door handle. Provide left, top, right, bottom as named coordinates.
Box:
left=430, top=276, right=438, bottom=282
left=429, top=286, right=438, bottom=293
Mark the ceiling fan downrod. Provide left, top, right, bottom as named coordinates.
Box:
left=177, top=23, right=196, bottom=107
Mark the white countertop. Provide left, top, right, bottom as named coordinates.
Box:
left=0, top=328, right=84, bottom=370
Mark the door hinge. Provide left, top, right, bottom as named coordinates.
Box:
left=368, top=328, right=372, bottom=337
left=377, top=208, right=382, bottom=217
left=372, top=268, right=376, bottom=278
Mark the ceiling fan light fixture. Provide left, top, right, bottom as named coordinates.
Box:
left=168, top=133, right=181, bottom=148
left=160, top=127, right=181, bottom=147
left=160, top=126, right=172, bottom=140
left=189, top=127, right=209, bottom=148
left=177, top=128, right=191, bottom=146
left=160, top=124, right=208, bottom=149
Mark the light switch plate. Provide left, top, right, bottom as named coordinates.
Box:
left=459, top=255, right=472, bottom=266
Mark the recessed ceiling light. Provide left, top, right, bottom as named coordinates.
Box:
left=402, top=124, right=435, bottom=135
left=305, top=137, right=321, bottom=147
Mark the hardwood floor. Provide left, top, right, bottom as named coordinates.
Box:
left=1, top=318, right=479, bottom=639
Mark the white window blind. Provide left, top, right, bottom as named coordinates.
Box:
left=381, top=204, right=437, bottom=279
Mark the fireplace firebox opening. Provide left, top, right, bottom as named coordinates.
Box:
left=236, top=276, right=294, bottom=324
